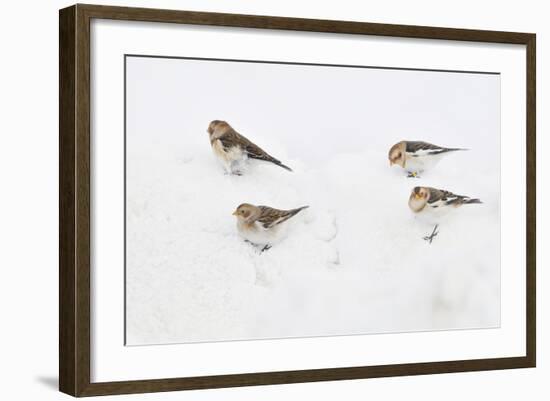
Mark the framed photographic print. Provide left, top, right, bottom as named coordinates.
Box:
left=59, top=4, right=536, bottom=397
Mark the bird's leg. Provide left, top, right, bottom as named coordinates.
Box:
left=228, top=161, right=243, bottom=176
left=423, top=224, right=439, bottom=244
left=407, top=171, right=421, bottom=178
left=244, top=240, right=271, bottom=253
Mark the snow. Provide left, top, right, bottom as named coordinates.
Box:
left=126, top=133, right=500, bottom=345
left=125, top=56, right=500, bottom=345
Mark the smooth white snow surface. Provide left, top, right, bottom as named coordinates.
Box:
left=125, top=56, right=500, bottom=345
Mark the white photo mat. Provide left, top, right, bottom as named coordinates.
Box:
left=90, top=19, right=526, bottom=382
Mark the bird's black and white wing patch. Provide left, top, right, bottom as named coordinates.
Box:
left=257, top=206, right=308, bottom=229
left=244, top=141, right=278, bottom=163
left=406, top=141, right=462, bottom=156
left=219, top=129, right=292, bottom=171
left=427, top=188, right=461, bottom=207
left=243, top=142, right=293, bottom=171
left=427, top=188, right=481, bottom=208
left=216, top=129, right=244, bottom=152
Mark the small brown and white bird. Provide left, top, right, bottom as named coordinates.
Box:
left=408, top=186, right=482, bottom=214
left=207, top=120, right=292, bottom=175
left=389, top=140, right=467, bottom=177
left=232, top=203, right=309, bottom=250
left=408, top=186, right=482, bottom=243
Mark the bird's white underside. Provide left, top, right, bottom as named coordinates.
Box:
left=236, top=219, right=287, bottom=246
left=404, top=152, right=445, bottom=173
left=212, top=140, right=247, bottom=173
left=413, top=204, right=454, bottom=225
left=409, top=192, right=468, bottom=219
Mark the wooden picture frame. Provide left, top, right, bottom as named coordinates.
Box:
left=59, top=3, right=536, bottom=397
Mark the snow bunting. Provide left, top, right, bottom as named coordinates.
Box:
left=408, top=186, right=482, bottom=243
left=389, top=140, right=467, bottom=177
left=232, top=203, right=309, bottom=250
left=409, top=186, right=482, bottom=214
left=207, top=120, right=292, bottom=174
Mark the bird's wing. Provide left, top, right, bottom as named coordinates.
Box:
left=246, top=143, right=293, bottom=171
left=427, top=188, right=468, bottom=207
left=244, top=142, right=279, bottom=163
left=406, top=141, right=451, bottom=156
left=218, top=128, right=292, bottom=171
left=239, top=137, right=281, bottom=164
left=219, top=130, right=280, bottom=161
left=257, top=206, right=297, bottom=229
left=217, top=129, right=244, bottom=150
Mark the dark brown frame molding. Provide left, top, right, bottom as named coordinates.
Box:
left=59, top=3, right=536, bottom=397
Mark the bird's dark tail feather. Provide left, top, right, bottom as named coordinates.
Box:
left=465, top=198, right=482, bottom=204
left=274, top=161, right=293, bottom=172
left=290, top=205, right=309, bottom=216
left=249, top=153, right=293, bottom=171
left=446, top=147, right=469, bottom=152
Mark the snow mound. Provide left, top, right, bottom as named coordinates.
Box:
left=126, top=137, right=500, bottom=345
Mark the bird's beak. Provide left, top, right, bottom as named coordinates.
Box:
left=232, top=210, right=238, bottom=216
left=389, top=160, right=393, bottom=166
left=415, top=193, right=422, bottom=200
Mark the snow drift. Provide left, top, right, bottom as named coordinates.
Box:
left=126, top=134, right=500, bottom=345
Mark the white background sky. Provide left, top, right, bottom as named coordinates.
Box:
left=127, top=56, right=500, bottom=167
